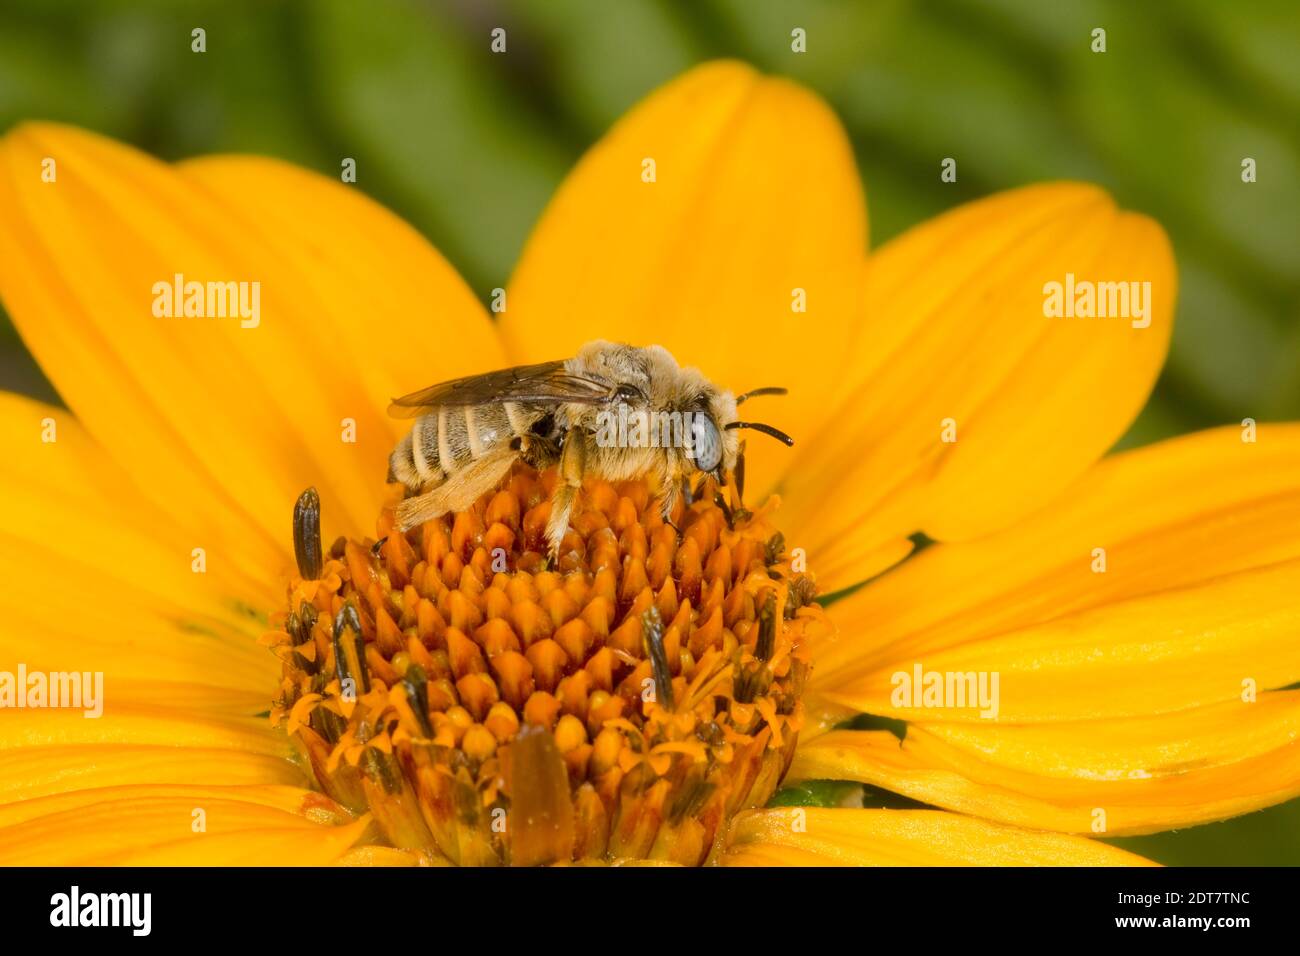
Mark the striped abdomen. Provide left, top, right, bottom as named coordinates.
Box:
left=389, top=401, right=536, bottom=490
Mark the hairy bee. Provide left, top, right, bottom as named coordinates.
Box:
left=387, top=340, right=792, bottom=556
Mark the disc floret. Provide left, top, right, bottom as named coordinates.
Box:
left=265, top=467, right=828, bottom=865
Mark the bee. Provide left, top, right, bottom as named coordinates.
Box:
left=387, top=340, right=793, bottom=556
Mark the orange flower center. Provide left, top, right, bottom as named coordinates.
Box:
left=267, top=467, right=827, bottom=865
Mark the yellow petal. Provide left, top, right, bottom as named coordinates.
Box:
left=0, top=391, right=276, bottom=611
left=814, top=424, right=1300, bottom=720
left=0, top=682, right=327, bottom=862
left=0, top=394, right=310, bottom=815
left=0, top=122, right=500, bottom=556
left=0, top=782, right=315, bottom=828
left=500, top=60, right=866, bottom=491
left=0, top=679, right=301, bottom=809
left=792, top=692, right=1300, bottom=835
left=781, top=184, right=1175, bottom=592
left=333, top=845, right=434, bottom=867
left=177, top=154, right=508, bottom=450
left=720, top=806, right=1154, bottom=866
left=0, top=392, right=278, bottom=698
left=0, top=746, right=304, bottom=805
left=115, top=820, right=370, bottom=866
left=0, top=785, right=370, bottom=865
left=0, top=682, right=284, bottom=753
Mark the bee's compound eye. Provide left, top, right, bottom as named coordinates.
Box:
left=690, top=414, right=722, bottom=472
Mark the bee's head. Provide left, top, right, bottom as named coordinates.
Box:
left=688, top=391, right=737, bottom=479
left=691, top=385, right=792, bottom=482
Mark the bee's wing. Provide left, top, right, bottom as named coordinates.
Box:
left=387, top=360, right=614, bottom=419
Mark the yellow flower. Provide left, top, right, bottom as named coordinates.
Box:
left=0, top=61, right=1295, bottom=866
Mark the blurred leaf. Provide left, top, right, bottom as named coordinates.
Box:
left=712, top=0, right=1106, bottom=186
left=1163, top=253, right=1294, bottom=420
left=1116, top=387, right=1196, bottom=449
left=1179, top=0, right=1300, bottom=117
left=854, top=153, right=962, bottom=249
left=1109, top=797, right=1300, bottom=867
left=954, top=0, right=1104, bottom=49
left=830, top=16, right=1109, bottom=192
left=1067, top=9, right=1300, bottom=291
left=504, top=0, right=701, bottom=134
left=1, top=0, right=330, bottom=165
left=0, top=305, right=60, bottom=405
left=767, top=779, right=865, bottom=809
left=154, top=3, right=331, bottom=166
left=1270, top=319, right=1300, bottom=418
left=703, top=0, right=907, bottom=90
left=306, top=0, right=571, bottom=293
left=0, top=12, right=135, bottom=133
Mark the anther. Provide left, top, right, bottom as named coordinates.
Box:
left=332, top=602, right=370, bottom=694
left=641, top=606, right=675, bottom=710
left=361, top=740, right=402, bottom=794
left=290, top=602, right=321, bottom=675
left=713, top=491, right=735, bottom=529
left=401, top=664, right=434, bottom=737
left=293, top=487, right=323, bottom=580
left=755, top=591, right=777, bottom=663
left=786, top=575, right=818, bottom=619
left=294, top=601, right=317, bottom=645
left=765, top=531, right=785, bottom=567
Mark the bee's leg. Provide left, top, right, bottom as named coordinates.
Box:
left=396, top=449, right=516, bottom=531
left=680, top=475, right=695, bottom=508
left=733, top=443, right=747, bottom=510
left=516, top=428, right=562, bottom=473
left=712, top=488, right=735, bottom=529
left=658, top=472, right=682, bottom=537
left=545, top=430, right=587, bottom=560
left=715, top=445, right=748, bottom=529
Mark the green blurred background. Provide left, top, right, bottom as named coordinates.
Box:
left=1, top=0, right=1297, bottom=864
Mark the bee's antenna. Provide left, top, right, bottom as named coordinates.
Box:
left=735, top=386, right=788, bottom=405
left=724, top=421, right=794, bottom=446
